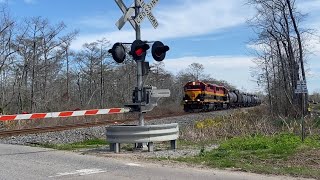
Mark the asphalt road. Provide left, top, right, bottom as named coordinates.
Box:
left=0, top=143, right=313, bottom=180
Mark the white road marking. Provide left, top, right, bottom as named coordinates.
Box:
left=126, top=163, right=143, bottom=167
left=48, top=168, right=106, bottom=178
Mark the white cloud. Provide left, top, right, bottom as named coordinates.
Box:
left=71, top=0, right=252, bottom=50
left=163, top=56, right=254, bottom=70
left=160, top=55, right=259, bottom=92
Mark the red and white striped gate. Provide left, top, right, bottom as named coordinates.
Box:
left=0, top=108, right=131, bottom=121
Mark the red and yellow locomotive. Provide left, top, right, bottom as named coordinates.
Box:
left=183, top=81, right=229, bottom=112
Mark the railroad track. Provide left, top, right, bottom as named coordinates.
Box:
left=0, top=107, right=252, bottom=138
left=0, top=112, right=188, bottom=137
left=0, top=120, right=125, bottom=137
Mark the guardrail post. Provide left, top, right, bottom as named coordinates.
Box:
left=115, top=143, right=120, bottom=153
left=110, top=143, right=121, bottom=153
left=170, top=140, right=177, bottom=150
left=148, top=142, right=154, bottom=152
left=110, top=143, right=114, bottom=152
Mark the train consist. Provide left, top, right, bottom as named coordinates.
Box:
left=183, top=81, right=261, bottom=112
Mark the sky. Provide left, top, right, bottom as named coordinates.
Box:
left=1, top=0, right=320, bottom=93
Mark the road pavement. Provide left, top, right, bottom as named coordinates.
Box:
left=0, top=143, right=313, bottom=180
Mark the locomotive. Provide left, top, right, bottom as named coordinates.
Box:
left=183, top=81, right=261, bottom=112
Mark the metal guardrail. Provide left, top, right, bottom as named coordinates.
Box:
left=106, top=123, right=179, bottom=153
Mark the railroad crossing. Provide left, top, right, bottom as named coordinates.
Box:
left=0, top=0, right=176, bottom=153
left=108, top=0, right=175, bottom=152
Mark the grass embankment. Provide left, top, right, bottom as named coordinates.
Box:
left=176, top=134, right=320, bottom=178
left=175, top=106, right=320, bottom=178
left=39, top=138, right=107, bottom=150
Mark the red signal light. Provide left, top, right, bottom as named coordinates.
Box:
left=135, top=48, right=144, bottom=56
left=130, top=40, right=150, bottom=61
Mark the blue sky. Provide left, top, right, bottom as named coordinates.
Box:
left=2, top=0, right=320, bottom=93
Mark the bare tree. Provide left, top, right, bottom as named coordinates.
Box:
left=0, top=5, right=16, bottom=114
left=9, top=17, right=77, bottom=113
left=186, top=63, right=205, bottom=81
left=248, top=0, right=310, bottom=117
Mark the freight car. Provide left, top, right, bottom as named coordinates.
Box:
left=183, top=81, right=261, bottom=112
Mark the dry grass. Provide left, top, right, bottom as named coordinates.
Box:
left=180, top=106, right=275, bottom=142
left=180, top=105, right=320, bottom=143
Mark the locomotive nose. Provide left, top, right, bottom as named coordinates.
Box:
left=191, top=93, right=196, bottom=100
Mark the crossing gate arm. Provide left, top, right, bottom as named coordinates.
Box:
left=0, top=108, right=131, bottom=121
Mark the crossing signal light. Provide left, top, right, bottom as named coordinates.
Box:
left=130, top=40, right=149, bottom=61
left=152, top=41, right=169, bottom=61
left=108, top=43, right=126, bottom=63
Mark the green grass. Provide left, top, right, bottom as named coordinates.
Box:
left=38, top=138, right=108, bottom=150
left=175, top=134, right=320, bottom=178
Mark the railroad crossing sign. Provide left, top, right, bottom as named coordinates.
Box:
left=115, top=0, right=160, bottom=30
left=115, top=0, right=136, bottom=30
left=134, top=0, right=159, bottom=29
left=295, top=80, right=308, bottom=94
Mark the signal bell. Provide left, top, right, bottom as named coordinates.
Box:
left=152, top=41, right=169, bottom=61
left=130, top=40, right=150, bottom=61
left=108, top=43, right=126, bottom=63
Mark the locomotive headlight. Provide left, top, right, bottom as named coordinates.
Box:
left=197, top=99, right=200, bottom=101
left=185, top=100, right=188, bottom=102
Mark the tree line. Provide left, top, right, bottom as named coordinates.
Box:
left=248, top=0, right=314, bottom=117
left=0, top=6, right=235, bottom=114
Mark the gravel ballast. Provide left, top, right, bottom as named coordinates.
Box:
left=0, top=109, right=241, bottom=146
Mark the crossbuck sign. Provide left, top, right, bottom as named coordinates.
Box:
left=115, top=0, right=160, bottom=30
left=134, top=0, right=159, bottom=28
left=115, top=0, right=136, bottom=30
